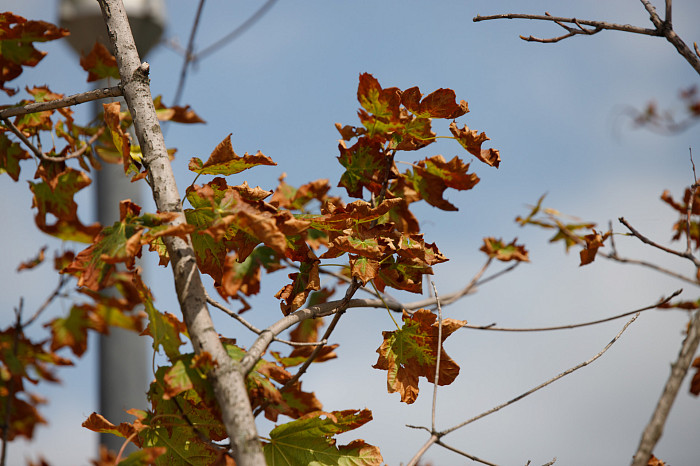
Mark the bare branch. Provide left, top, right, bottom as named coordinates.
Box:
left=430, top=281, right=443, bottom=432
left=2, top=116, right=106, bottom=163
left=474, top=5, right=700, bottom=75
left=619, top=217, right=700, bottom=267
left=172, top=0, right=205, bottom=107
left=240, top=280, right=361, bottom=374
left=602, top=252, right=699, bottom=287
left=464, top=289, right=681, bottom=332
left=632, top=309, right=700, bottom=465
left=436, top=440, right=500, bottom=466
left=197, top=0, right=279, bottom=61
left=22, top=275, right=70, bottom=328
left=205, top=293, right=323, bottom=347
left=406, top=434, right=438, bottom=466
left=442, top=312, right=640, bottom=435
left=279, top=279, right=360, bottom=390
left=473, top=12, right=658, bottom=42
left=0, top=86, right=122, bottom=119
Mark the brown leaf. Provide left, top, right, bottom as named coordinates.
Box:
left=449, top=121, right=500, bottom=168
left=690, top=356, right=700, bottom=396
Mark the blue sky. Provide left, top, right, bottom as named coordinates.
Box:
left=3, top=1, right=700, bottom=465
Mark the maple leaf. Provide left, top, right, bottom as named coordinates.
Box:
left=349, top=255, right=381, bottom=284
left=395, top=233, right=448, bottom=266
left=185, top=178, right=293, bottom=283
left=270, top=174, right=331, bottom=211
left=0, top=327, right=72, bottom=440
left=579, top=230, right=611, bottom=266
left=337, top=138, right=387, bottom=198
left=82, top=412, right=140, bottom=446
left=153, top=95, right=205, bottom=124
left=188, top=133, right=275, bottom=175
left=373, top=309, right=466, bottom=403
left=263, top=409, right=383, bottom=465
left=402, top=155, right=480, bottom=211
left=401, top=86, right=469, bottom=119
left=46, top=304, right=100, bottom=357
left=661, top=188, right=700, bottom=248
left=321, top=223, right=395, bottom=261
left=142, top=304, right=187, bottom=361
left=276, top=259, right=321, bottom=315
left=225, top=342, right=323, bottom=421
left=0, top=132, right=31, bottom=181
left=480, top=237, right=530, bottom=262
left=0, top=13, right=69, bottom=96
left=647, top=455, right=666, bottom=466
left=374, top=255, right=431, bottom=294
left=449, top=121, right=501, bottom=168
left=64, top=201, right=192, bottom=290
left=689, top=356, right=700, bottom=396
left=29, top=166, right=101, bottom=242
left=218, top=246, right=284, bottom=303
left=17, top=245, right=47, bottom=271
left=80, top=42, right=119, bottom=82
left=334, top=122, right=366, bottom=141
left=102, top=101, right=146, bottom=177
left=357, top=73, right=401, bottom=122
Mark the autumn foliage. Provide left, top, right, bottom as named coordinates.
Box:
left=1, top=6, right=698, bottom=466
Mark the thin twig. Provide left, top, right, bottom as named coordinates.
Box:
left=619, top=217, right=700, bottom=267
left=474, top=5, right=700, bottom=75
left=686, top=148, right=698, bottom=257
left=1, top=117, right=105, bottom=163
left=251, top=280, right=361, bottom=418
left=172, top=0, right=206, bottom=107
left=22, top=275, right=69, bottom=328
left=464, top=290, right=681, bottom=332
left=240, top=280, right=361, bottom=374
left=436, top=440, right=500, bottom=466
left=196, top=0, right=279, bottom=61
left=631, top=309, right=700, bottom=465
left=0, top=86, right=122, bottom=119
left=601, top=252, right=699, bottom=287
left=279, top=279, right=360, bottom=391
left=430, top=281, right=443, bottom=433
left=473, top=12, right=659, bottom=40
left=441, top=312, right=641, bottom=435
left=205, top=293, right=325, bottom=347
left=406, top=434, right=438, bottom=466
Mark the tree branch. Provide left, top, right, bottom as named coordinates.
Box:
left=619, top=217, right=700, bottom=267
left=465, top=289, right=681, bottom=332
left=0, top=86, right=122, bottom=119
left=435, top=440, right=500, bottom=466
left=2, top=116, right=105, bottom=163
left=473, top=12, right=659, bottom=42
left=441, top=312, right=640, bottom=436
left=96, top=1, right=265, bottom=464
left=474, top=4, right=700, bottom=75
left=631, top=309, right=700, bottom=465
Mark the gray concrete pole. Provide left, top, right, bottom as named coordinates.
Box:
left=58, top=0, right=165, bottom=454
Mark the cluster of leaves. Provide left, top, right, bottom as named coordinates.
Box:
left=516, top=194, right=610, bottom=266
left=633, top=85, right=700, bottom=134
left=0, top=11, right=537, bottom=465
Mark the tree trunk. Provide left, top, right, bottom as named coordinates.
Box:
left=96, top=1, right=266, bottom=463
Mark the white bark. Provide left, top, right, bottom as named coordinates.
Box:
left=96, top=1, right=266, bottom=464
